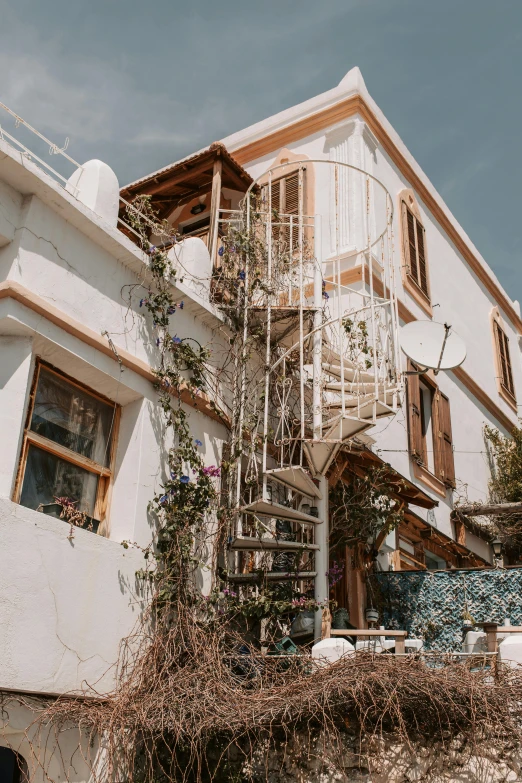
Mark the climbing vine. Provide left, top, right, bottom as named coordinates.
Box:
left=20, top=200, right=522, bottom=783
left=124, top=196, right=220, bottom=607
left=329, top=466, right=405, bottom=552
left=484, top=422, right=522, bottom=558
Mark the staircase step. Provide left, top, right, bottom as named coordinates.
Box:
left=242, top=499, right=322, bottom=525
left=227, top=571, right=317, bottom=583
left=324, top=380, right=385, bottom=393
left=303, top=440, right=340, bottom=476
left=322, top=361, right=376, bottom=385
left=323, top=415, right=374, bottom=442
left=324, top=391, right=398, bottom=410
left=230, top=537, right=319, bottom=551
left=265, top=466, right=322, bottom=498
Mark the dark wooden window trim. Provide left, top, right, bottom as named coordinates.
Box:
left=493, top=318, right=516, bottom=405
left=13, top=358, right=120, bottom=535
left=398, top=190, right=432, bottom=317
left=406, top=361, right=455, bottom=491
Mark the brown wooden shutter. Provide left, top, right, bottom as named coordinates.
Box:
left=406, top=361, right=423, bottom=462
left=438, top=392, right=455, bottom=488
left=416, top=222, right=429, bottom=297
left=495, top=321, right=515, bottom=399
left=405, top=206, right=418, bottom=282
left=403, top=201, right=430, bottom=300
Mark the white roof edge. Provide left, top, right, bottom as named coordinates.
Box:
left=221, top=66, right=367, bottom=152
left=0, top=138, right=224, bottom=325
left=220, top=66, right=519, bottom=321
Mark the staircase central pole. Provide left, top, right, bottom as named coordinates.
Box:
left=313, top=214, right=329, bottom=639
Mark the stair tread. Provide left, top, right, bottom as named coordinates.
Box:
left=322, top=361, right=376, bottom=384
left=303, top=440, right=340, bottom=476
left=228, top=571, right=317, bottom=582
left=242, top=499, right=322, bottom=524
left=265, top=466, right=322, bottom=498
left=230, top=537, right=319, bottom=551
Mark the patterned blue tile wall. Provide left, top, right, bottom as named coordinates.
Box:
left=373, top=568, right=522, bottom=651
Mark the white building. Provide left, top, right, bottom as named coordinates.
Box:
left=0, top=67, right=520, bottom=780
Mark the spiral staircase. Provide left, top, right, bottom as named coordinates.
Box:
left=226, top=160, right=402, bottom=639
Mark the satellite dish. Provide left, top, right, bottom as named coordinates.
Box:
left=400, top=321, right=466, bottom=372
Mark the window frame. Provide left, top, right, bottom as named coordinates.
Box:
left=491, top=307, right=517, bottom=410
left=13, top=359, right=120, bottom=534
left=398, top=189, right=432, bottom=317
left=261, top=167, right=306, bottom=251
left=406, top=361, right=455, bottom=496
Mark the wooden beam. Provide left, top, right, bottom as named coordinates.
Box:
left=321, top=607, right=332, bottom=640
left=456, top=501, right=522, bottom=516
left=127, top=159, right=215, bottom=197
left=221, top=160, right=251, bottom=192
left=330, top=629, right=407, bottom=637
left=480, top=623, right=499, bottom=653
left=328, top=456, right=348, bottom=487
left=208, top=157, right=223, bottom=267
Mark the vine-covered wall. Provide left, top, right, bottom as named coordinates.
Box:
left=374, top=567, right=522, bottom=651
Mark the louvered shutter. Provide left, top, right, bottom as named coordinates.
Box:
left=495, top=321, right=516, bottom=399
left=438, top=392, right=455, bottom=487
left=406, top=361, right=423, bottom=462
left=282, top=171, right=301, bottom=250
left=403, top=201, right=430, bottom=300
left=405, top=205, right=419, bottom=283
left=416, top=222, right=429, bottom=297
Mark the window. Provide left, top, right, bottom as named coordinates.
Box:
left=403, top=203, right=429, bottom=298
left=492, top=312, right=516, bottom=405
left=262, top=169, right=305, bottom=250
left=399, top=190, right=431, bottom=314
left=0, top=748, right=28, bottom=783
left=15, top=362, right=119, bottom=532
left=406, top=362, right=455, bottom=489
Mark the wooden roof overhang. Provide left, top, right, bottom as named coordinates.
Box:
left=403, top=508, right=490, bottom=568
left=119, top=142, right=254, bottom=224
left=327, top=444, right=489, bottom=568
left=327, top=442, right=437, bottom=511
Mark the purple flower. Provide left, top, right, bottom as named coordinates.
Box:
left=230, top=246, right=236, bottom=253
left=203, top=465, right=221, bottom=477
left=172, top=336, right=182, bottom=344
left=159, top=494, right=168, bottom=504
left=195, top=439, right=203, bottom=447
left=149, top=245, right=157, bottom=255
left=238, top=270, right=245, bottom=280
left=167, top=306, right=176, bottom=315
left=170, top=471, right=177, bottom=479
left=180, top=475, right=190, bottom=484
left=139, top=298, right=147, bottom=308
left=218, top=246, right=225, bottom=257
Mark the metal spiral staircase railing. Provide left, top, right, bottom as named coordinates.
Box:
left=225, top=160, right=403, bottom=640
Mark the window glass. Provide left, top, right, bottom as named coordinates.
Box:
left=30, top=368, right=114, bottom=466
left=0, top=748, right=29, bottom=783
left=20, top=445, right=99, bottom=517
left=419, top=381, right=435, bottom=473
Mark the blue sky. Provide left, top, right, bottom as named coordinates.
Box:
left=1, top=0, right=521, bottom=299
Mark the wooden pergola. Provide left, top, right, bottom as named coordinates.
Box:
left=326, top=444, right=490, bottom=626
left=119, top=142, right=253, bottom=263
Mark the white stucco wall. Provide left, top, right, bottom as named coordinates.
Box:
left=0, top=139, right=229, bottom=719
left=238, top=110, right=521, bottom=547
